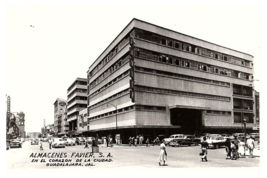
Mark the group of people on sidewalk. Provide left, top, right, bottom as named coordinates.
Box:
left=225, top=135, right=256, bottom=159
left=158, top=135, right=257, bottom=166
left=128, top=135, right=151, bottom=147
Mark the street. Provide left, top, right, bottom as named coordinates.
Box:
left=6, top=140, right=260, bottom=172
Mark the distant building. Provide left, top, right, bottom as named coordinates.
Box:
left=54, top=98, right=68, bottom=136
left=86, top=18, right=256, bottom=139
left=27, top=132, right=41, bottom=138
left=67, top=78, right=87, bottom=136
left=15, top=112, right=25, bottom=138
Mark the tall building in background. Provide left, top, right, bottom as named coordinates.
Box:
left=67, top=78, right=87, bottom=136
left=27, top=132, right=41, bottom=139
left=54, top=98, right=68, bottom=136
left=16, top=112, right=25, bottom=138
left=87, top=18, right=256, bottom=139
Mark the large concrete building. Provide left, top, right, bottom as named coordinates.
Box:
left=87, top=18, right=256, bottom=139
left=54, top=98, right=68, bottom=136
left=15, top=112, right=26, bottom=138
left=67, top=78, right=87, bottom=136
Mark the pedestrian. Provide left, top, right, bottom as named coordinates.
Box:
left=136, top=135, right=139, bottom=145
left=84, top=140, right=89, bottom=148
left=129, top=137, right=132, bottom=146
left=134, top=137, right=137, bottom=147
left=40, top=141, right=43, bottom=151
left=48, top=138, right=52, bottom=149
left=200, top=136, right=208, bottom=162
left=233, top=135, right=240, bottom=158
left=230, top=141, right=238, bottom=160
left=238, top=141, right=246, bottom=157
left=246, top=135, right=255, bottom=158
left=106, top=135, right=109, bottom=147
left=139, top=135, right=143, bottom=145
left=225, top=138, right=231, bottom=159
left=158, top=140, right=167, bottom=166
left=110, top=137, right=113, bottom=147
left=156, top=137, right=160, bottom=145
left=103, top=137, right=107, bottom=147
left=146, top=138, right=150, bottom=147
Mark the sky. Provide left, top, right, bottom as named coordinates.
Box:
left=2, top=1, right=265, bottom=133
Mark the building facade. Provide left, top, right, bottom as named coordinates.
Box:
left=27, top=132, right=41, bottom=139
left=15, top=112, right=26, bottom=138
left=54, top=98, right=68, bottom=136
left=87, top=19, right=256, bottom=139
left=255, top=90, right=260, bottom=131
left=77, top=108, right=89, bottom=136
left=67, top=78, right=87, bottom=136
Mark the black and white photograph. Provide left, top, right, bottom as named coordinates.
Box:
left=2, top=0, right=265, bottom=176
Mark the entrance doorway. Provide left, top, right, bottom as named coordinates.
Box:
left=170, top=108, right=202, bottom=134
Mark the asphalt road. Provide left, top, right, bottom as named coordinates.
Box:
left=6, top=141, right=260, bottom=172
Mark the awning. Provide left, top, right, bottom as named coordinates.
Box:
left=169, top=105, right=211, bottom=110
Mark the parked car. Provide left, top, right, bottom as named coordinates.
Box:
left=31, top=139, right=39, bottom=145
left=15, top=138, right=23, bottom=144
left=249, top=133, right=259, bottom=141
left=10, top=140, right=22, bottom=148
left=52, top=138, right=66, bottom=148
left=76, top=137, right=86, bottom=145
left=169, top=139, right=181, bottom=147
left=220, top=133, right=233, bottom=139
left=178, top=135, right=201, bottom=146
left=163, top=134, right=184, bottom=145
left=66, top=138, right=76, bottom=146
left=206, top=136, right=226, bottom=149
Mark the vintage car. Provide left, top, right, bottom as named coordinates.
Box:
left=168, top=139, right=181, bottom=147
left=178, top=135, right=201, bottom=146
left=65, top=138, right=76, bottom=146
left=163, top=134, right=184, bottom=145
left=31, top=139, right=39, bottom=145
left=10, top=139, right=22, bottom=148
left=206, top=136, right=226, bottom=149
left=52, top=138, right=66, bottom=148
left=249, top=133, right=259, bottom=141
left=76, top=137, right=86, bottom=145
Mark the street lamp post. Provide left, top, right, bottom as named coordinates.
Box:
left=243, top=118, right=246, bottom=142
left=106, top=103, right=117, bottom=131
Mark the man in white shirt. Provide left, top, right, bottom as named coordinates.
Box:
left=246, top=135, right=255, bottom=158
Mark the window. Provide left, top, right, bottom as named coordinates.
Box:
left=168, top=57, right=172, bottom=64
left=175, top=59, right=179, bottom=66
left=168, top=40, right=173, bottom=47
left=161, top=56, right=167, bottom=63
left=161, top=39, right=166, bottom=45
left=175, top=42, right=179, bottom=49
left=185, top=62, right=189, bottom=67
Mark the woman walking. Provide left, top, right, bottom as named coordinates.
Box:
left=158, top=140, right=167, bottom=166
